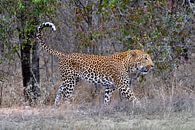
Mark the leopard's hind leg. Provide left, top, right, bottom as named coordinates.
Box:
left=54, top=74, right=79, bottom=106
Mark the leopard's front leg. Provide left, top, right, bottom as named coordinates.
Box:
left=119, top=86, right=137, bottom=101
left=119, top=85, right=141, bottom=107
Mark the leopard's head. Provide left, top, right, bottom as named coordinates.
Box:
left=125, top=50, right=154, bottom=75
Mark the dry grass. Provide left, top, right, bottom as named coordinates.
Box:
left=0, top=105, right=194, bottom=130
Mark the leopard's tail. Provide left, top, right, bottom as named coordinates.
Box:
left=37, top=22, right=64, bottom=57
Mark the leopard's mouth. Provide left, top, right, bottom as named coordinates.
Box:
left=139, top=65, right=154, bottom=74
left=140, top=67, right=149, bottom=74
left=130, top=65, right=154, bottom=74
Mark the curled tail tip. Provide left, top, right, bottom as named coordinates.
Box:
left=38, top=22, right=56, bottom=32
left=45, top=22, right=56, bottom=31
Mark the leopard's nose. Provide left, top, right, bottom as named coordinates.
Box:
left=150, top=65, right=154, bottom=70
left=147, top=64, right=154, bottom=70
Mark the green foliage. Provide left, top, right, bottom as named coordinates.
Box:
left=18, top=1, right=25, bottom=10
left=0, top=0, right=59, bottom=62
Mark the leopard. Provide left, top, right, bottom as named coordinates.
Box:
left=36, top=22, right=154, bottom=106
left=92, top=50, right=155, bottom=102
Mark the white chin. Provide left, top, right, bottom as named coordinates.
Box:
left=141, top=72, right=148, bottom=75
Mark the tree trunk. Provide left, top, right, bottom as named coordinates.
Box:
left=18, top=1, right=41, bottom=105
left=20, top=34, right=41, bottom=106
left=0, top=82, right=2, bottom=106
left=32, top=43, right=40, bottom=83
left=20, top=35, right=32, bottom=103
left=31, top=42, right=41, bottom=100
left=0, top=42, right=4, bottom=58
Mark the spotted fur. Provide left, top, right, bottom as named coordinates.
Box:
left=37, top=22, right=154, bottom=106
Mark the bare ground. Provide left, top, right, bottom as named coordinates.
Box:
left=0, top=105, right=194, bottom=130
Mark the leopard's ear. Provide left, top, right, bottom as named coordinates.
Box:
left=130, top=50, right=137, bottom=57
